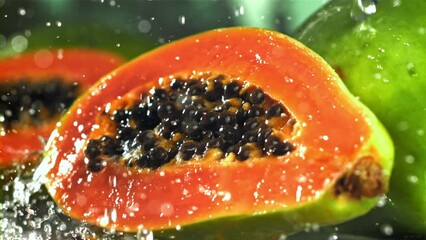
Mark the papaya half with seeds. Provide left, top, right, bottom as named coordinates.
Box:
left=35, top=28, right=393, bottom=239
left=294, top=0, right=426, bottom=235
left=0, top=48, right=124, bottom=166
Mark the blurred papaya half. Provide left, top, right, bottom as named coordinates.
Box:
left=294, top=0, right=426, bottom=236
left=36, top=27, right=393, bottom=239
left=0, top=48, right=124, bottom=167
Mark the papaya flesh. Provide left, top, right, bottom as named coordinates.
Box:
left=0, top=48, right=124, bottom=166
left=294, top=0, right=426, bottom=236
left=35, top=28, right=393, bottom=239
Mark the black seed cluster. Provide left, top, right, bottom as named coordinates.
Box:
left=0, top=78, right=80, bottom=130
left=84, top=75, right=295, bottom=172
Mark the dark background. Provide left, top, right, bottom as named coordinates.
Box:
left=0, top=0, right=325, bottom=58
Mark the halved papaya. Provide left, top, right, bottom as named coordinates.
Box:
left=0, top=48, right=124, bottom=166
left=35, top=28, right=393, bottom=238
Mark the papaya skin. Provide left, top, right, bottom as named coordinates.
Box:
left=294, top=0, right=426, bottom=235
left=35, top=27, right=393, bottom=239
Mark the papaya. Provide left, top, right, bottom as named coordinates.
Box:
left=294, top=0, right=426, bottom=236
left=34, top=27, right=393, bottom=239
left=0, top=48, right=124, bottom=167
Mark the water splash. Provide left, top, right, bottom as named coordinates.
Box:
left=1, top=165, right=143, bottom=239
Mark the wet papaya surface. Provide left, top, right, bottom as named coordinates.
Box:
left=33, top=28, right=393, bottom=239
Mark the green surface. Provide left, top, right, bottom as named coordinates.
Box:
left=294, top=0, right=426, bottom=236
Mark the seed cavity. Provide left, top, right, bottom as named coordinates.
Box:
left=0, top=78, right=80, bottom=131
left=84, top=72, right=296, bottom=172
left=334, top=156, right=385, bottom=199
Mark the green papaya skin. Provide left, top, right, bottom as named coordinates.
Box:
left=294, top=0, right=426, bottom=236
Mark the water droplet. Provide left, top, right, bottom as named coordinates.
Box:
left=234, top=6, right=245, bottom=17
left=328, top=234, right=339, bottom=240
left=178, top=15, right=185, bottom=25
left=376, top=196, right=387, bottom=207
left=392, top=0, right=401, bottom=7
left=11, top=35, right=28, bottom=53
left=380, top=223, right=394, bottom=236
left=59, top=223, right=67, bottom=231
left=278, top=234, right=287, bottom=240
left=397, top=121, right=409, bottom=131
left=220, top=191, right=231, bottom=202
left=34, top=49, right=54, bottom=68
left=17, top=8, right=26, bottom=16
left=406, top=62, right=418, bottom=77
left=56, top=21, right=62, bottom=27
left=110, top=208, right=117, bottom=223
left=374, top=73, right=382, bottom=79
left=418, top=27, right=425, bottom=35
left=109, top=176, right=117, bottom=187
left=46, top=22, right=51, bottom=27
left=109, top=0, right=116, bottom=6
left=405, top=155, right=415, bottom=164
left=320, top=135, right=329, bottom=141
left=138, top=19, right=151, bottom=33
left=296, top=185, right=302, bottom=202
left=137, top=227, right=154, bottom=240
left=350, top=0, right=377, bottom=21
left=160, top=202, right=174, bottom=217
left=98, top=209, right=110, bottom=227
left=407, top=175, right=418, bottom=184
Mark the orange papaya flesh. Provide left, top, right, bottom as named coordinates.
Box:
left=0, top=48, right=124, bottom=166
left=35, top=28, right=393, bottom=238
